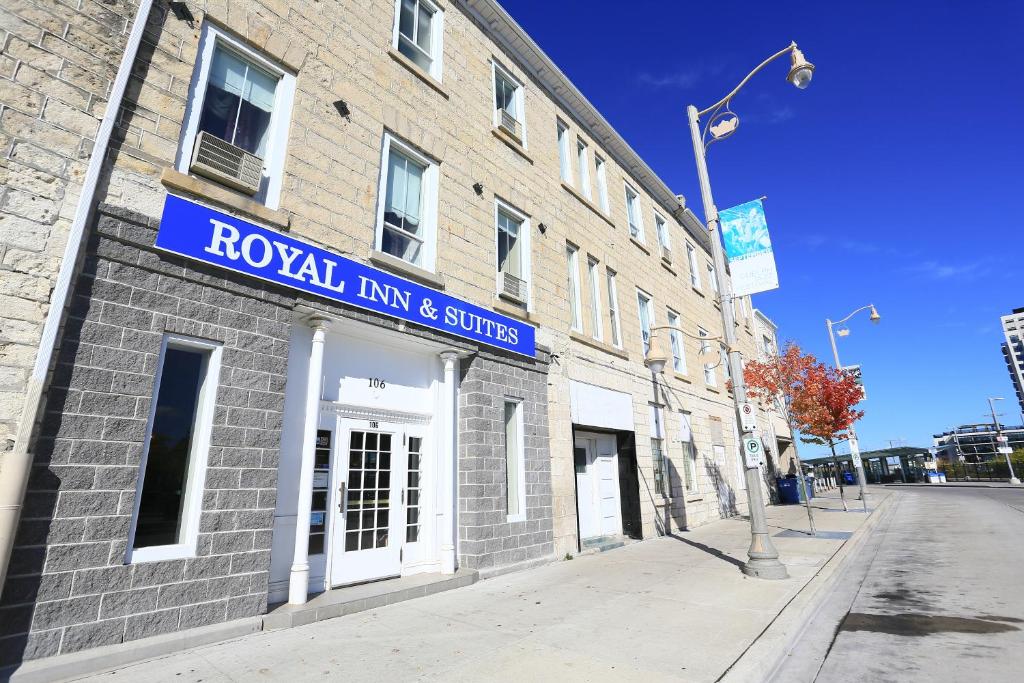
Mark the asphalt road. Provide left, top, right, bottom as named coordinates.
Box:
left=774, top=485, right=1024, bottom=682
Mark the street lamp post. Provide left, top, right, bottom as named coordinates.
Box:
left=987, top=397, right=1021, bottom=485
left=683, top=42, right=814, bottom=580
left=825, top=304, right=880, bottom=513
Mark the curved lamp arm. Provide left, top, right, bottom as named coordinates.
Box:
left=698, top=42, right=801, bottom=117
left=829, top=304, right=878, bottom=327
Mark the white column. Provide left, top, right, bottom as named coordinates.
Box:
left=288, top=318, right=330, bottom=605
left=439, top=351, right=459, bottom=574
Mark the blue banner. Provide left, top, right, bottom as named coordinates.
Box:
left=155, top=195, right=536, bottom=357
left=718, top=198, right=779, bottom=296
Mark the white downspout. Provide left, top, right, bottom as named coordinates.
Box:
left=0, top=0, right=155, bottom=590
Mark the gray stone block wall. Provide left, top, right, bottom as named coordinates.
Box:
left=457, top=352, right=554, bottom=572
left=0, top=204, right=295, bottom=666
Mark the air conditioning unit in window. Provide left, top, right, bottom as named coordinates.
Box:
left=189, top=131, right=263, bottom=195
left=498, top=110, right=522, bottom=141
left=661, top=246, right=672, bottom=264
left=501, top=271, right=527, bottom=303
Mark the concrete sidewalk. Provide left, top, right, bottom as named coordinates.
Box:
left=52, top=489, right=892, bottom=683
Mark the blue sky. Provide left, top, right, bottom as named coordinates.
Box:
left=501, top=0, right=1024, bottom=454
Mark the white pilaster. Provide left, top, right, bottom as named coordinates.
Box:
left=288, top=318, right=330, bottom=604
left=439, top=351, right=459, bottom=574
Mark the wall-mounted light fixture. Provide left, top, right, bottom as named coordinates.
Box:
left=537, top=222, right=547, bottom=235
left=332, top=100, right=350, bottom=118
left=168, top=2, right=195, bottom=24
left=472, top=182, right=484, bottom=196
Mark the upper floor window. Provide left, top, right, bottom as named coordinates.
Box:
left=595, top=154, right=609, bottom=213
left=650, top=404, right=666, bottom=496
left=566, top=244, right=583, bottom=331
left=667, top=309, right=686, bottom=374
left=496, top=201, right=531, bottom=307
left=577, top=138, right=592, bottom=200
left=637, top=289, right=654, bottom=355
left=394, top=0, right=444, bottom=80
left=375, top=134, right=439, bottom=271
left=655, top=212, right=670, bottom=256
left=708, top=263, right=720, bottom=294
left=607, top=268, right=622, bottom=348
left=625, top=184, right=644, bottom=241
left=493, top=62, right=526, bottom=143
left=557, top=120, right=573, bottom=184
left=178, top=22, right=296, bottom=209
left=686, top=243, right=701, bottom=289
left=699, top=327, right=716, bottom=386
left=587, top=256, right=602, bottom=341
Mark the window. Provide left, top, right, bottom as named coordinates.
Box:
left=128, top=336, right=221, bottom=562
left=177, top=23, right=296, bottom=209
left=708, top=263, right=720, bottom=295
left=566, top=244, right=583, bottom=331
left=496, top=200, right=530, bottom=306
left=762, top=334, right=775, bottom=358
left=493, top=62, right=525, bottom=143
left=742, top=296, right=751, bottom=321
left=595, top=154, right=609, bottom=214
left=650, top=404, right=666, bottom=496
left=625, top=184, right=644, bottom=240
left=375, top=134, right=438, bottom=271
left=557, top=120, right=572, bottom=184
left=699, top=327, right=716, bottom=386
left=655, top=212, right=670, bottom=250
left=667, top=309, right=686, bottom=374
left=587, top=257, right=603, bottom=341
left=721, top=343, right=732, bottom=384
left=577, top=138, right=592, bottom=200
left=637, top=289, right=654, bottom=355
left=686, top=243, right=701, bottom=289
left=504, top=400, right=525, bottom=520
left=393, top=0, right=444, bottom=79
left=679, top=411, right=697, bottom=492
left=406, top=436, right=423, bottom=542
left=607, top=268, right=622, bottom=347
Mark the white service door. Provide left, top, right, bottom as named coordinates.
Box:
left=594, top=435, right=622, bottom=536
left=330, top=420, right=407, bottom=586
left=574, top=432, right=622, bottom=539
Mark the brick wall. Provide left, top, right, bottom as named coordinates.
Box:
left=0, top=204, right=294, bottom=665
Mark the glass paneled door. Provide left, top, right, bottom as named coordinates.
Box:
left=330, top=419, right=419, bottom=586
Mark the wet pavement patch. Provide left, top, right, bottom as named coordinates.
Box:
left=872, top=588, right=929, bottom=607
left=840, top=612, right=1022, bottom=636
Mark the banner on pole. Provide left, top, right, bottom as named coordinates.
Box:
left=718, top=198, right=779, bottom=296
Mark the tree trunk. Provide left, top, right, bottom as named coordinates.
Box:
left=830, top=440, right=848, bottom=512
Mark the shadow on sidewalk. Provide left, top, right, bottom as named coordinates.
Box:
left=665, top=533, right=745, bottom=569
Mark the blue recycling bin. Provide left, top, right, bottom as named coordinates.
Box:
left=777, top=478, right=800, bottom=505
left=803, top=476, right=815, bottom=500
left=843, top=471, right=856, bottom=485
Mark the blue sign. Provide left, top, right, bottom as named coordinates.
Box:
left=155, top=195, right=536, bottom=357
left=718, top=198, right=779, bottom=296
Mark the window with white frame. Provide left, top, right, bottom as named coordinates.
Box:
left=708, top=263, right=720, bottom=294
left=637, top=289, right=654, bottom=355
left=496, top=200, right=530, bottom=306
left=721, top=343, right=732, bottom=384
left=686, top=243, right=701, bottom=289
left=667, top=309, right=686, bottom=374
left=566, top=244, right=583, bottom=331
left=393, top=0, right=444, bottom=79
left=177, top=22, right=296, bottom=209
left=679, top=410, right=697, bottom=492
left=587, top=256, right=603, bottom=341
left=504, top=400, right=526, bottom=520
left=606, top=268, right=622, bottom=347
left=625, top=184, right=644, bottom=240
left=376, top=134, right=438, bottom=270
left=128, top=336, right=222, bottom=562
left=595, top=154, right=609, bottom=213
left=655, top=212, right=670, bottom=251
left=577, top=138, right=592, bottom=200
left=699, top=326, right=716, bottom=386
left=557, top=120, right=572, bottom=184
left=493, top=62, right=525, bottom=143
left=650, top=404, right=666, bottom=496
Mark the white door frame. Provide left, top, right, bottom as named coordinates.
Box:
left=574, top=431, right=622, bottom=539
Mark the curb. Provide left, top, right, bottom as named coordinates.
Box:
left=719, top=491, right=899, bottom=683
left=884, top=483, right=1022, bottom=489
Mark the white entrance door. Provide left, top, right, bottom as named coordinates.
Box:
left=330, top=419, right=408, bottom=586
left=574, top=432, right=622, bottom=539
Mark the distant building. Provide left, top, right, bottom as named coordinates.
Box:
left=933, top=424, right=1024, bottom=462
left=1001, top=308, right=1024, bottom=415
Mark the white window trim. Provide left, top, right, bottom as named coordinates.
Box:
left=655, top=212, right=670, bottom=249
left=636, top=288, right=655, bottom=356
left=607, top=268, right=622, bottom=348
left=699, top=326, right=716, bottom=387
left=126, top=334, right=222, bottom=564
left=708, top=262, right=720, bottom=294
left=595, top=154, right=609, bottom=214
left=557, top=119, right=572, bottom=184
left=577, top=137, right=592, bottom=200
left=492, top=59, right=527, bottom=147
left=374, top=132, right=440, bottom=272
left=567, top=244, right=583, bottom=332
left=494, top=198, right=532, bottom=310
left=587, top=256, right=603, bottom=342
left=679, top=410, right=697, bottom=492
left=687, top=242, right=701, bottom=289
left=504, top=398, right=527, bottom=523
left=625, top=183, right=644, bottom=242
left=175, top=22, right=296, bottom=211
left=667, top=308, right=686, bottom=374
left=391, top=0, right=445, bottom=81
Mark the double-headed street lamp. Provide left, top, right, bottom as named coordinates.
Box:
left=987, top=397, right=1021, bottom=485
left=679, top=42, right=815, bottom=580
left=825, top=304, right=880, bottom=511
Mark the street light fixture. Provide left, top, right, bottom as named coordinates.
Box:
left=826, top=304, right=881, bottom=512
left=685, top=41, right=815, bottom=580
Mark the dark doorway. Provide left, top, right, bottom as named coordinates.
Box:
left=616, top=432, right=642, bottom=539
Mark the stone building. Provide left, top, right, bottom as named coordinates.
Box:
left=0, top=0, right=785, bottom=671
